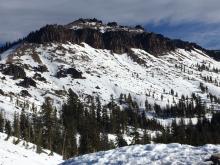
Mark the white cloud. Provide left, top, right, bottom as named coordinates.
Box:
left=0, top=0, right=220, bottom=44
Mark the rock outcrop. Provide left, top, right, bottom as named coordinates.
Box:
left=20, top=90, right=31, bottom=97
left=56, top=68, right=83, bottom=79
left=17, top=77, right=37, bottom=88
left=2, top=64, right=26, bottom=79
left=33, top=65, right=48, bottom=72
left=24, top=19, right=204, bottom=55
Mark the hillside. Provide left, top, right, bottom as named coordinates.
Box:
left=0, top=39, right=220, bottom=120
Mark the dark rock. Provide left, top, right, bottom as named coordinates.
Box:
left=56, top=68, right=83, bottom=79
left=0, top=89, right=4, bottom=95
left=95, top=86, right=100, bottom=89
left=23, top=64, right=30, bottom=70
left=20, top=90, right=31, bottom=97
left=33, top=73, right=47, bottom=82
left=107, top=22, right=118, bottom=27
left=2, top=64, right=26, bottom=79
left=210, top=153, right=220, bottom=165
left=66, top=68, right=83, bottom=78
left=71, top=18, right=102, bottom=24
left=1, top=77, right=6, bottom=80
left=54, top=90, right=67, bottom=96
left=56, top=70, right=67, bottom=78
left=33, top=65, right=48, bottom=72
left=135, top=25, right=144, bottom=31
left=17, top=77, right=37, bottom=88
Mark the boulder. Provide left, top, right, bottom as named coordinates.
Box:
left=56, top=68, right=83, bottom=79
left=2, top=64, right=26, bottom=79
left=33, top=73, right=47, bottom=82
left=33, top=65, right=48, bottom=72
left=17, top=77, right=37, bottom=88
left=66, top=68, right=83, bottom=78
left=0, top=89, right=4, bottom=96
left=20, top=90, right=31, bottom=97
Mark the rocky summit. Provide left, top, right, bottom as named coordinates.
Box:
left=24, top=18, right=204, bottom=55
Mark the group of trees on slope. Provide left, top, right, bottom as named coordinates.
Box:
left=0, top=89, right=161, bottom=159
left=152, top=93, right=207, bottom=118
left=0, top=89, right=219, bottom=159
left=154, top=112, right=220, bottom=145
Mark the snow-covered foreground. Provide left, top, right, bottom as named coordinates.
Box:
left=0, top=133, right=63, bottom=165
left=61, top=143, right=220, bottom=165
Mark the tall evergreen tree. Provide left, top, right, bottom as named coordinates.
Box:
left=0, top=111, right=4, bottom=132
left=5, top=120, right=11, bottom=139
left=40, top=97, right=54, bottom=151
left=13, top=112, right=20, bottom=139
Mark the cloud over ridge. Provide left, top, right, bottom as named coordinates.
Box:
left=1, top=0, right=220, bottom=48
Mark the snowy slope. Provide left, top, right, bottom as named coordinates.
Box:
left=61, top=143, right=220, bottom=165
left=0, top=133, right=63, bottom=165
left=1, top=42, right=220, bottom=119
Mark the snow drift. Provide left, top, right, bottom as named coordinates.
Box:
left=61, top=143, right=220, bottom=165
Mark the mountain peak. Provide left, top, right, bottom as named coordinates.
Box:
left=65, top=18, right=145, bottom=34
left=3, top=18, right=201, bottom=56
left=67, top=18, right=103, bottom=26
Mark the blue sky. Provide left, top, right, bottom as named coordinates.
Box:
left=1, top=0, right=220, bottom=50
left=145, top=22, right=220, bottom=50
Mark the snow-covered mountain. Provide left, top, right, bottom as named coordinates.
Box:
left=1, top=18, right=220, bottom=164
left=61, top=143, right=220, bottom=165
left=0, top=18, right=220, bottom=119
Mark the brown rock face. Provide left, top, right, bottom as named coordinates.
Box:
left=24, top=21, right=204, bottom=55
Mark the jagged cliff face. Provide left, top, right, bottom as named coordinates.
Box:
left=24, top=19, right=203, bottom=55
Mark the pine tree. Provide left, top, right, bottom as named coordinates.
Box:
left=0, top=111, right=4, bottom=132
left=142, top=129, right=150, bottom=144
left=100, top=132, right=110, bottom=151
left=131, top=130, right=140, bottom=145
left=20, top=109, right=28, bottom=139
left=61, top=89, right=80, bottom=159
left=13, top=112, right=20, bottom=140
left=40, top=97, right=54, bottom=151
left=5, top=120, right=12, bottom=139
left=36, top=129, right=43, bottom=154
left=116, top=132, right=127, bottom=147
left=127, top=93, right=132, bottom=105
left=79, top=131, right=92, bottom=155
left=96, top=96, right=101, bottom=124
left=119, top=93, right=123, bottom=104
left=101, top=106, right=109, bottom=132
left=63, top=129, right=77, bottom=159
